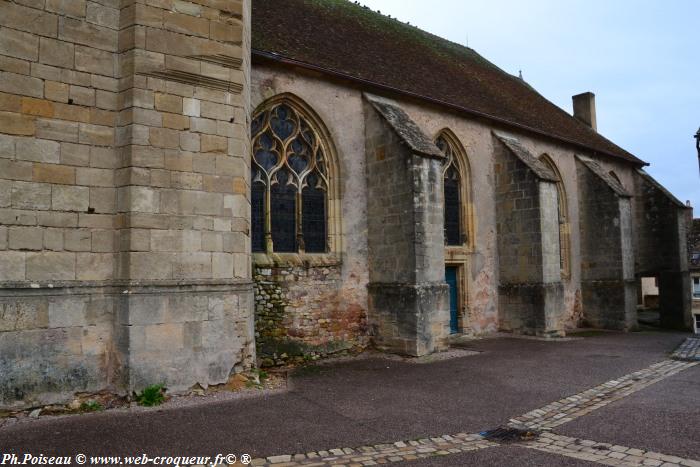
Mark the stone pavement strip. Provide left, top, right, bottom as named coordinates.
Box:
left=524, top=432, right=700, bottom=467
left=671, top=337, right=700, bottom=362
left=508, top=359, right=697, bottom=431
left=249, top=433, right=497, bottom=466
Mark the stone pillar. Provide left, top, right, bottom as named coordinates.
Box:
left=363, top=94, right=449, bottom=356
left=576, top=156, right=636, bottom=330
left=493, top=133, right=564, bottom=336
left=0, top=0, right=254, bottom=408
left=113, top=0, right=254, bottom=393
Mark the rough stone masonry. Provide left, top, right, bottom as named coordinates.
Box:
left=0, top=0, right=254, bottom=409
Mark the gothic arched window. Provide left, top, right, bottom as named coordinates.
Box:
left=436, top=132, right=472, bottom=247
left=539, top=154, right=571, bottom=278
left=251, top=100, right=331, bottom=254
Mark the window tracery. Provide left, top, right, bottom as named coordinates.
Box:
left=251, top=101, right=330, bottom=253
left=436, top=134, right=465, bottom=246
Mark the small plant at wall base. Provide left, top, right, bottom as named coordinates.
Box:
left=79, top=400, right=103, bottom=412
left=134, top=384, right=166, bottom=407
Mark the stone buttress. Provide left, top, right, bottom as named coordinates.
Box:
left=633, top=169, right=693, bottom=329
left=363, top=94, right=450, bottom=356
left=493, top=133, right=565, bottom=336
left=576, top=156, right=636, bottom=330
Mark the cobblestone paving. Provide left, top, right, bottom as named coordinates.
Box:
left=201, top=342, right=699, bottom=467
left=508, top=359, right=697, bottom=431
left=671, top=337, right=700, bottom=362
left=524, top=432, right=700, bottom=467
left=247, top=434, right=497, bottom=466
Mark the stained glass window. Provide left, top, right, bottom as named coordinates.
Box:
left=251, top=101, right=329, bottom=253
left=251, top=182, right=265, bottom=252
left=302, top=173, right=326, bottom=253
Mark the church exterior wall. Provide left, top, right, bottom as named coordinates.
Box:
left=251, top=62, right=645, bottom=341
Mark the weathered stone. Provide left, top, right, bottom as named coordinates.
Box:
left=79, top=123, right=113, bottom=146
left=39, top=37, right=75, bottom=68
left=210, top=20, right=243, bottom=44
left=0, top=251, right=26, bottom=281
left=0, top=134, right=14, bottom=159
left=64, top=229, right=91, bottom=251
left=25, top=251, right=76, bottom=280
left=75, top=45, right=115, bottom=76
left=183, top=98, right=200, bottom=117
left=16, top=138, right=60, bottom=163
left=0, top=71, right=43, bottom=98
left=76, top=253, right=114, bottom=280
left=8, top=226, right=43, bottom=251
left=155, top=93, right=183, bottom=114
left=59, top=16, right=117, bottom=52
left=60, top=142, right=90, bottom=166
left=36, top=118, right=80, bottom=143
left=0, top=27, right=40, bottom=61
left=11, top=181, right=52, bottom=210
left=0, top=111, right=35, bottom=136
left=201, top=134, right=227, bottom=153
left=52, top=185, right=90, bottom=211
left=37, top=211, right=77, bottom=228
left=33, top=163, right=76, bottom=185
left=43, top=228, right=63, bottom=251
left=86, top=2, right=119, bottom=29
left=48, top=296, right=88, bottom=329
left=46, top=0, right=86, bottom=18
left=70, top=86, right=96, bottom=107
left=0, top=2, right=58, bottom=37
left=161, top=113, right=189, bottom=131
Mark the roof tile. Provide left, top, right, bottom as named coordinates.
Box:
left=252, top=0, right=645, bottom=165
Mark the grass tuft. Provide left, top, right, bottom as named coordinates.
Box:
left=135, top=384, right=166, bottom=407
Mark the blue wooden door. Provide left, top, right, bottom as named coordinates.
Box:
left=445, top=267, right=459, bottom=334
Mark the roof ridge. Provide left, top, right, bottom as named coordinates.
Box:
left=252, top=0, right=645, bottom=166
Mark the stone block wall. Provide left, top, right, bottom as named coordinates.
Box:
left=493, top=134, right=564, bottom=336
left=114, top=283, right=254, bottom=391
left=363, top=94, right=449, bottom=356
left=0, top=0, right=121, bottom=285
left=0, top=0, right=254, bottom=409
left=252, top=261, right=367, bottom=366
left=576, top=157, right=636, bottom=330
left=0, top=290, right=115, bottom=407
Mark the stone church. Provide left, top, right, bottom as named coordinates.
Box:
left=0, top=0, right=692, bottom=408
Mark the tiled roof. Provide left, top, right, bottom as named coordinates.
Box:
left=252, top=0, right=645, bottom=165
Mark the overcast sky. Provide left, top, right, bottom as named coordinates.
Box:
left=361, top=0, right=700, bottom=211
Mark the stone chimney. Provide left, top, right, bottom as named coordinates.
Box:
left=572, top=92, right=597, bottom=131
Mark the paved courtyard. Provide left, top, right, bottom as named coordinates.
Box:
left=1, top=331, right=699, bottom=466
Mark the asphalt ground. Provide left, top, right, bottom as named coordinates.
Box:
left=0, top=330, right=695, bottom=465
left=559, top=362, right=700, bottom=459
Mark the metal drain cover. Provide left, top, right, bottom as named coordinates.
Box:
left=480, top=427, right=539, bottom=443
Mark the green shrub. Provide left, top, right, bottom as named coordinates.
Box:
left=135, top=384, right=166, bottom=407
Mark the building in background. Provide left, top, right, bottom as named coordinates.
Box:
left=689, top=218, right=700, bottom=320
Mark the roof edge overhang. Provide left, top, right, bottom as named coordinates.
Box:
left=253, top=49, right=648, bottom=168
